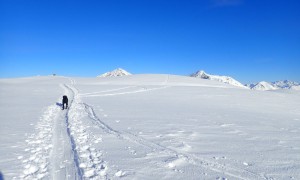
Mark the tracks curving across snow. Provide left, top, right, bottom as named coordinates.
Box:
left=68, top=82, right=266, bottom=179
left=19, top=79, right=265, bottom=180
left=81, top=102, right=266, bottom=180
left=74, top=85, right=265, bottom=179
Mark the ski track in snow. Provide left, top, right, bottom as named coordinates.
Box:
left=79, top=86, right=135, bottom=96
left=71, top=82, right=266, bottom=179
left=66, top=83, right=108, bottom=179
left=18, top=82, right=83, bottom=179
left=79, top=86, right=169, bottom=98
left=18, top=79, right=268, bottom=179
left=18, top=79, right=107, bottom=180
left=48, top=83, right=85, bottom=180
left=79, top=96, right=265, bottom=179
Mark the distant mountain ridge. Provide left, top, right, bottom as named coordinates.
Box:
left=190, top=70, right=247, bottom=88
left=97, top=68, right=299, bottom=90
left=273, top=80, right=300, bottom=89
left=246, top=80, right=300, bottom=91
left=98, top=68, right=131, bottom=77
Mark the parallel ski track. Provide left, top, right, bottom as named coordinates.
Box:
left=62, top=83, right=83, bottom=179
left=66, top=82, right=266, bottom=180
left=65, top=81, right=110, bottom=180
left=20, top=81, right=83, bottom=179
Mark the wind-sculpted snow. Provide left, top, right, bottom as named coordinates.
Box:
left=0, top=75, right=300, bottom=180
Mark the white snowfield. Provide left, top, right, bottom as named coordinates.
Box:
left=0, top=74, right=300, bottom=180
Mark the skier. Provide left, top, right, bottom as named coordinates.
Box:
left=62, top=95, right=68, bottom=110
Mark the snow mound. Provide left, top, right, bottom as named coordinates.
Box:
left=98, top=68, right=131, bottom=77
left=190, top=70, right=246, bottom=88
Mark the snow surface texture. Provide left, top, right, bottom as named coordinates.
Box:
left=190, top=70, right=247, bottom=88
left=246, top=80, right=300, bottom=91
left=98, top=68, right=131, bottom=77
left=1, top=74, right=300, bottom=180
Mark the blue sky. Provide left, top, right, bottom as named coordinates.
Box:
left=1, top=0, right=299, bottom=83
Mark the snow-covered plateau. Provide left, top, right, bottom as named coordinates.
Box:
left=0, top=74, right=300, bottom=180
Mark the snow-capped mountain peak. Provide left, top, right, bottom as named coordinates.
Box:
left=98, top=68, right=132, bottom=77
left=191, top=70, right=210, bottom=79
left=190, top=70, right=246, bottom=88
left=251, top=81, right=278, bottom=91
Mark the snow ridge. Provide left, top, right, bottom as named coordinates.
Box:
left=98, top=68, right=131, bottom=77
left=190, top=70, right=246, bottom=88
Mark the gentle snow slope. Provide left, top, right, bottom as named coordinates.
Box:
left=0, top=74, right=300, bottom=180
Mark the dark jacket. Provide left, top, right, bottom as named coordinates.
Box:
left=62, top=95, right=68, bottom=103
